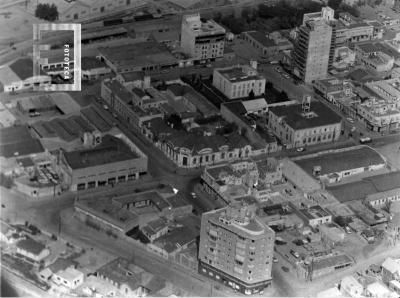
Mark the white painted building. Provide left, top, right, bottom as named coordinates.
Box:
left=213, top=63, right=266, bottom=99
left=180, top=13, right=225, bottom=61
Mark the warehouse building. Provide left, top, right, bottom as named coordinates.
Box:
left=59, top=134, right=147, bottom=191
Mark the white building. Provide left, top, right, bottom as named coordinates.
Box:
left=180, top=13, right=226, bottom=61
left=212, top=63, right=266, bottom=99
left=357, top=98, right=400, bottom=132
left=52, top=267, right=84, bottom=290
left=0, top=58, right=50, bottom=93
left=268, top=99, right=342, bottom=148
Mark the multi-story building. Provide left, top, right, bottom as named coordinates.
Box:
left=59, top=134, right=148, bottom=191
left=268, top=98, right=342, bottom=148
left=180, top=13, right=226, bottom=61
left=101, top=79, right=163, bottom=127
left=212, top=63, right=266, bottom=99
left=292, top=8, right=334, bottom=83
left=313, top=77, right=353, bottom=101
left=365, top=78, right=400, bottom=108
left=357, top=98, right=400, bottom=132
left=354, top=43, right=394, bottom=73
left=242, top=31, right=293, bottom=57
left=198, top=203, right=275, bottom=295
left=201, top=158, right=282, bottom=204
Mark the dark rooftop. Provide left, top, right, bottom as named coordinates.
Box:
left=294, top=146, right=385, bottom=177
left=119, top=71, right=145, bottom=82
left=31, top=115, right=94, bottom=142
left=0, top=125, right=44, bottom=158
left=81, top=105, right=113, bottom=133
left=98, top=41, right=178, bottom=68
left=245, top=31, right=276, bottom=47
left=81, top=57, right=107, bottom=70
left=103, top=80, right=132, bottom=104
left=97, top=258, right=143, bottom=291
left=16, top=237, right=46, bottom=255
left=113, top=191, right=170, bottom=211
left=9, top=58, right=44, bottom=80
left=269, top=101, right=342, bottom=130
left=327, top=171, right=400, bottom=203
left=64, top=135, right=139, bottom=169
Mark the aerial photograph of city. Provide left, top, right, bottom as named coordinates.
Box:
left=0, top=0, right=399, bottom=297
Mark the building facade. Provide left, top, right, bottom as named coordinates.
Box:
left=268, top=100, right=342, bottom=148
left=59, top=134, right=148, bottom=191
left=212, top=64, right=266, bottom=99
left=180, top=14, right=226, bottom=61
left=292, top=8, right=334, bottom=83
left=198, top=203, right=275, bottom=295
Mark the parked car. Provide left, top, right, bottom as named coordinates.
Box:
left=346, top=117, right=354, bottom=123
left=345, top=226, right=352, bottom=234
left=296, top=147, right=305, bottom=152
left=274, top=66, right=282, bottom=73
left=273, top=256, right=279, bottom=263
left=103, top=104, right=109, bottom=110
left=290, top=250, right=300, bottom=258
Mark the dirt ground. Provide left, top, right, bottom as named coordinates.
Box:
left=0, top=5, right=41, bottom=47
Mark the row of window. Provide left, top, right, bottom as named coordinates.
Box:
left=76, top=174, right=137, bottom=190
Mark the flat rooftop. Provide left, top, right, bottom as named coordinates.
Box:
left=269, top=101, right=342, bottom=130
left=294, top=146, right=385, bottom=177
left=64, top=135, right=139, bottom=169
left=98, top=41, right=178, bottom=68
left=0, top=125, right=44, bottom=158
left=75, top=197, right=138, bottom=231
left=113, top=191, right=170, bottom=211
left=312, top=253, right=353, bottom=271
left=217, top=67, right=262, bottom=83
left=245, top=31, right=276, bottom=47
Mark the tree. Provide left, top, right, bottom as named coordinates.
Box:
left=35, top=3, right=58, bottom=21
left=265, top=81, right=273, bottom=90
left=328, top=0, right=343, bottom=10
left=280, top=91, right=289, bottom=100
left=334, top=216, right=352, bottom=227
left=213, top=12, right=222, bottom=23
left=166, top=114, right=183, bottom=130
left=248, top=89, right=255, bottom=100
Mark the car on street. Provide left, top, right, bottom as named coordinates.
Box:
left=351, top=126, right=356, bottom=132
left=283, top=73, right=290, bottom=79
left=190, top=192, right=197, bottom=198
left=345, top=226, right=352, bottom=234
left=296, top=147, right=305, bottom=152
left=281, top=266, right=289, bottom=272
left=103, top=104, right=109, bottom=110
left=290, top=250, right=300, bottom=258
left=273, top=256, right=279, bottom=263
left=274, top=66, right=281, bottom=73
left=347, top=117, right=355, bottom=123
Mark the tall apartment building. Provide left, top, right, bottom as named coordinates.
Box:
left=198, top=203, right=275, bottom=295
left=292, top=7, right=334, bottom=83
left=180, top=13, right=226, bottom=61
